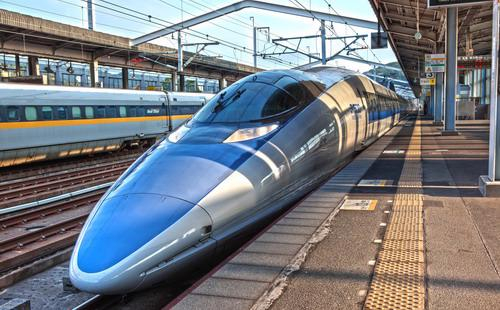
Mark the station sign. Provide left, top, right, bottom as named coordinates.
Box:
left=425, top=54, right=446, bottom=73
left=420, top=78, right=436, bottom=86
left=371, top=32, right=388, bottom=49
left=427, top=0, right=491, bottom=8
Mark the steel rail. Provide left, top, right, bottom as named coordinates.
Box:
left=0, top=150, right=141, bottom=183
left=0, top=158, right=133, bottom=191
left=0, top=167, right=123, bottom=204
left=0, top=214, right=88, bottom=254
left=0, top=188, right=106, bottom=225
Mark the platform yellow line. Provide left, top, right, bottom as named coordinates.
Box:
left=364, top=118, right=426, bottom=310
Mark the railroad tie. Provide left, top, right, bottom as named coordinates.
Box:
left=364, top=119, right=425, bottom=310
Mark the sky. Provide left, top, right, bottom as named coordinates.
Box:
left=0, top=0, right=399, bottom=72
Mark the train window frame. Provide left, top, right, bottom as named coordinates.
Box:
left=136, top=107, right=145, bottom=117
left=96, top=106, right=106, bottom=118
left=24, top=106, right=38, bottom=121
left=119, top=106, right=127, bottom=117
left=274, top=76, right=309, bottom=106
left=41, top=106, right=53, bottom=120
left=72, top=106, right=82, bottom=119
left=84, top=106, right=94, bottom=119
left=56, top=106, right=68, bottom=120
left=7, top=106, right=20, bottom=121
left=106, top=106, right=117, bottom=118
left=128, top=106, right=137, bottom=117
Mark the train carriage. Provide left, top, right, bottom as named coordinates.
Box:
left=69, top=66, right=410, bottom=294
left=0, top=83, right=213, bottom=167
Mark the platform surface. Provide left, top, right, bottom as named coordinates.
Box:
left=170, top=118, right=500, bottom=310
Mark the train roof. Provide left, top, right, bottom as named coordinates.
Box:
left=0, top=83, right=214, bottom=104
left=252, top=66, right=388, bottom=91
left=0, top=82, right=166, bottom=97
left=305, top=66, right=400, bottom=97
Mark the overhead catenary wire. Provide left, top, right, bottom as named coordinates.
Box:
left=289, top=0, right=382, bottom=64
left=99, top=0, right=254, bottom=55
left=154, top=0, right=301, bottom=67
left=87, top=0, right=288, bottom=66
left=0, top=1, right=267, bottom=71
left=0, top=0, right=147, bottom=35
left=1, top=0, right=301, bottom=68
left=96, top=0, right=297, bottom=67
left=173, top=0, right=311, bottom=65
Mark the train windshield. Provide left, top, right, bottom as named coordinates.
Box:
left=191, top=78, right=302, bottom=123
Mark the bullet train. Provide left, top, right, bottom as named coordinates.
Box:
left=0, top=84, right=213, bottom=168
left=70, top=66, right=409, bottom=294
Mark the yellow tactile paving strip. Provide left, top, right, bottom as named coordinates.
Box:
left=364, top=119, right=425, bottom=310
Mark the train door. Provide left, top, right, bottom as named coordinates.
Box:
left=355, top=89, right=368, bottom=150
left=366, top=92, right=378, bottom=143
left=351, top=105, right=366, bottom=151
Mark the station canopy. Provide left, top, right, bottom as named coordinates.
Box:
left=369, top=0, right=493, bottom=95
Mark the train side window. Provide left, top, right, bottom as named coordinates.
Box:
left=56, top=107, right=68, bottom=120
left=25, top=106, right=37, bottom=121
left=7, top=106, right=19, bottom=121
left=106, top=106, right=117, bottom=118
left=41, top=106, right=53, bottom=120
left=128, top=106, right=137, bottom=117
left=96, top=106, right=105, bottom=118
left=119, top=106, right=127, bottom=117
left=85, top=106, right=94, bottom=118
left=72, top=107, right=82, bottom=119
left=136, top=107, right=145, bottom=117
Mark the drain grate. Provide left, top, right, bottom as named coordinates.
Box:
left=364, top=120, right=426, bottom=310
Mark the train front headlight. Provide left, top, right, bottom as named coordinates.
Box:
left=224, top=124, right=278, bottom=143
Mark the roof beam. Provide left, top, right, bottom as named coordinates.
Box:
left=131, top=0, right=378, bottom=46
left=388, top=24, right=437, bottom=41
left=396, top=42, right=434, bottom=52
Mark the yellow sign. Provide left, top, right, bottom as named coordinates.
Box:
left=420, top=78, right=435, bottom=86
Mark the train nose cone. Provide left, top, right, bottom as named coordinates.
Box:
left=70, top=194, right=198, bottom=293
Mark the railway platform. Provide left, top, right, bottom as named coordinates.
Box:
left=170, top=117, right=500, bottom=310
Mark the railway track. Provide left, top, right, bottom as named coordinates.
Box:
left=0, top=152, right=141, bottom=288
left=0, top=150, right=142, bottom=183
left=0, top=158, right=133, bottom=208
left=0, top=147, right=146, bottom=289
left=0, top=189, right=107, bottom=277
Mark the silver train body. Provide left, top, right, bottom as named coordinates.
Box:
left=0, top=84, right=213, bottom=167
left=70, top=67, right=409, bottom=294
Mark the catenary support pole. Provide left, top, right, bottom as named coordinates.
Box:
left=87, top=0, right=95, bottom=30
left=252, top=17, right=257, bottom=68
left=444, top=7, right=458, bottom=133
left=177, top=31, right=185, bottom=92
left=320, top=20, right=326, bottom=65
